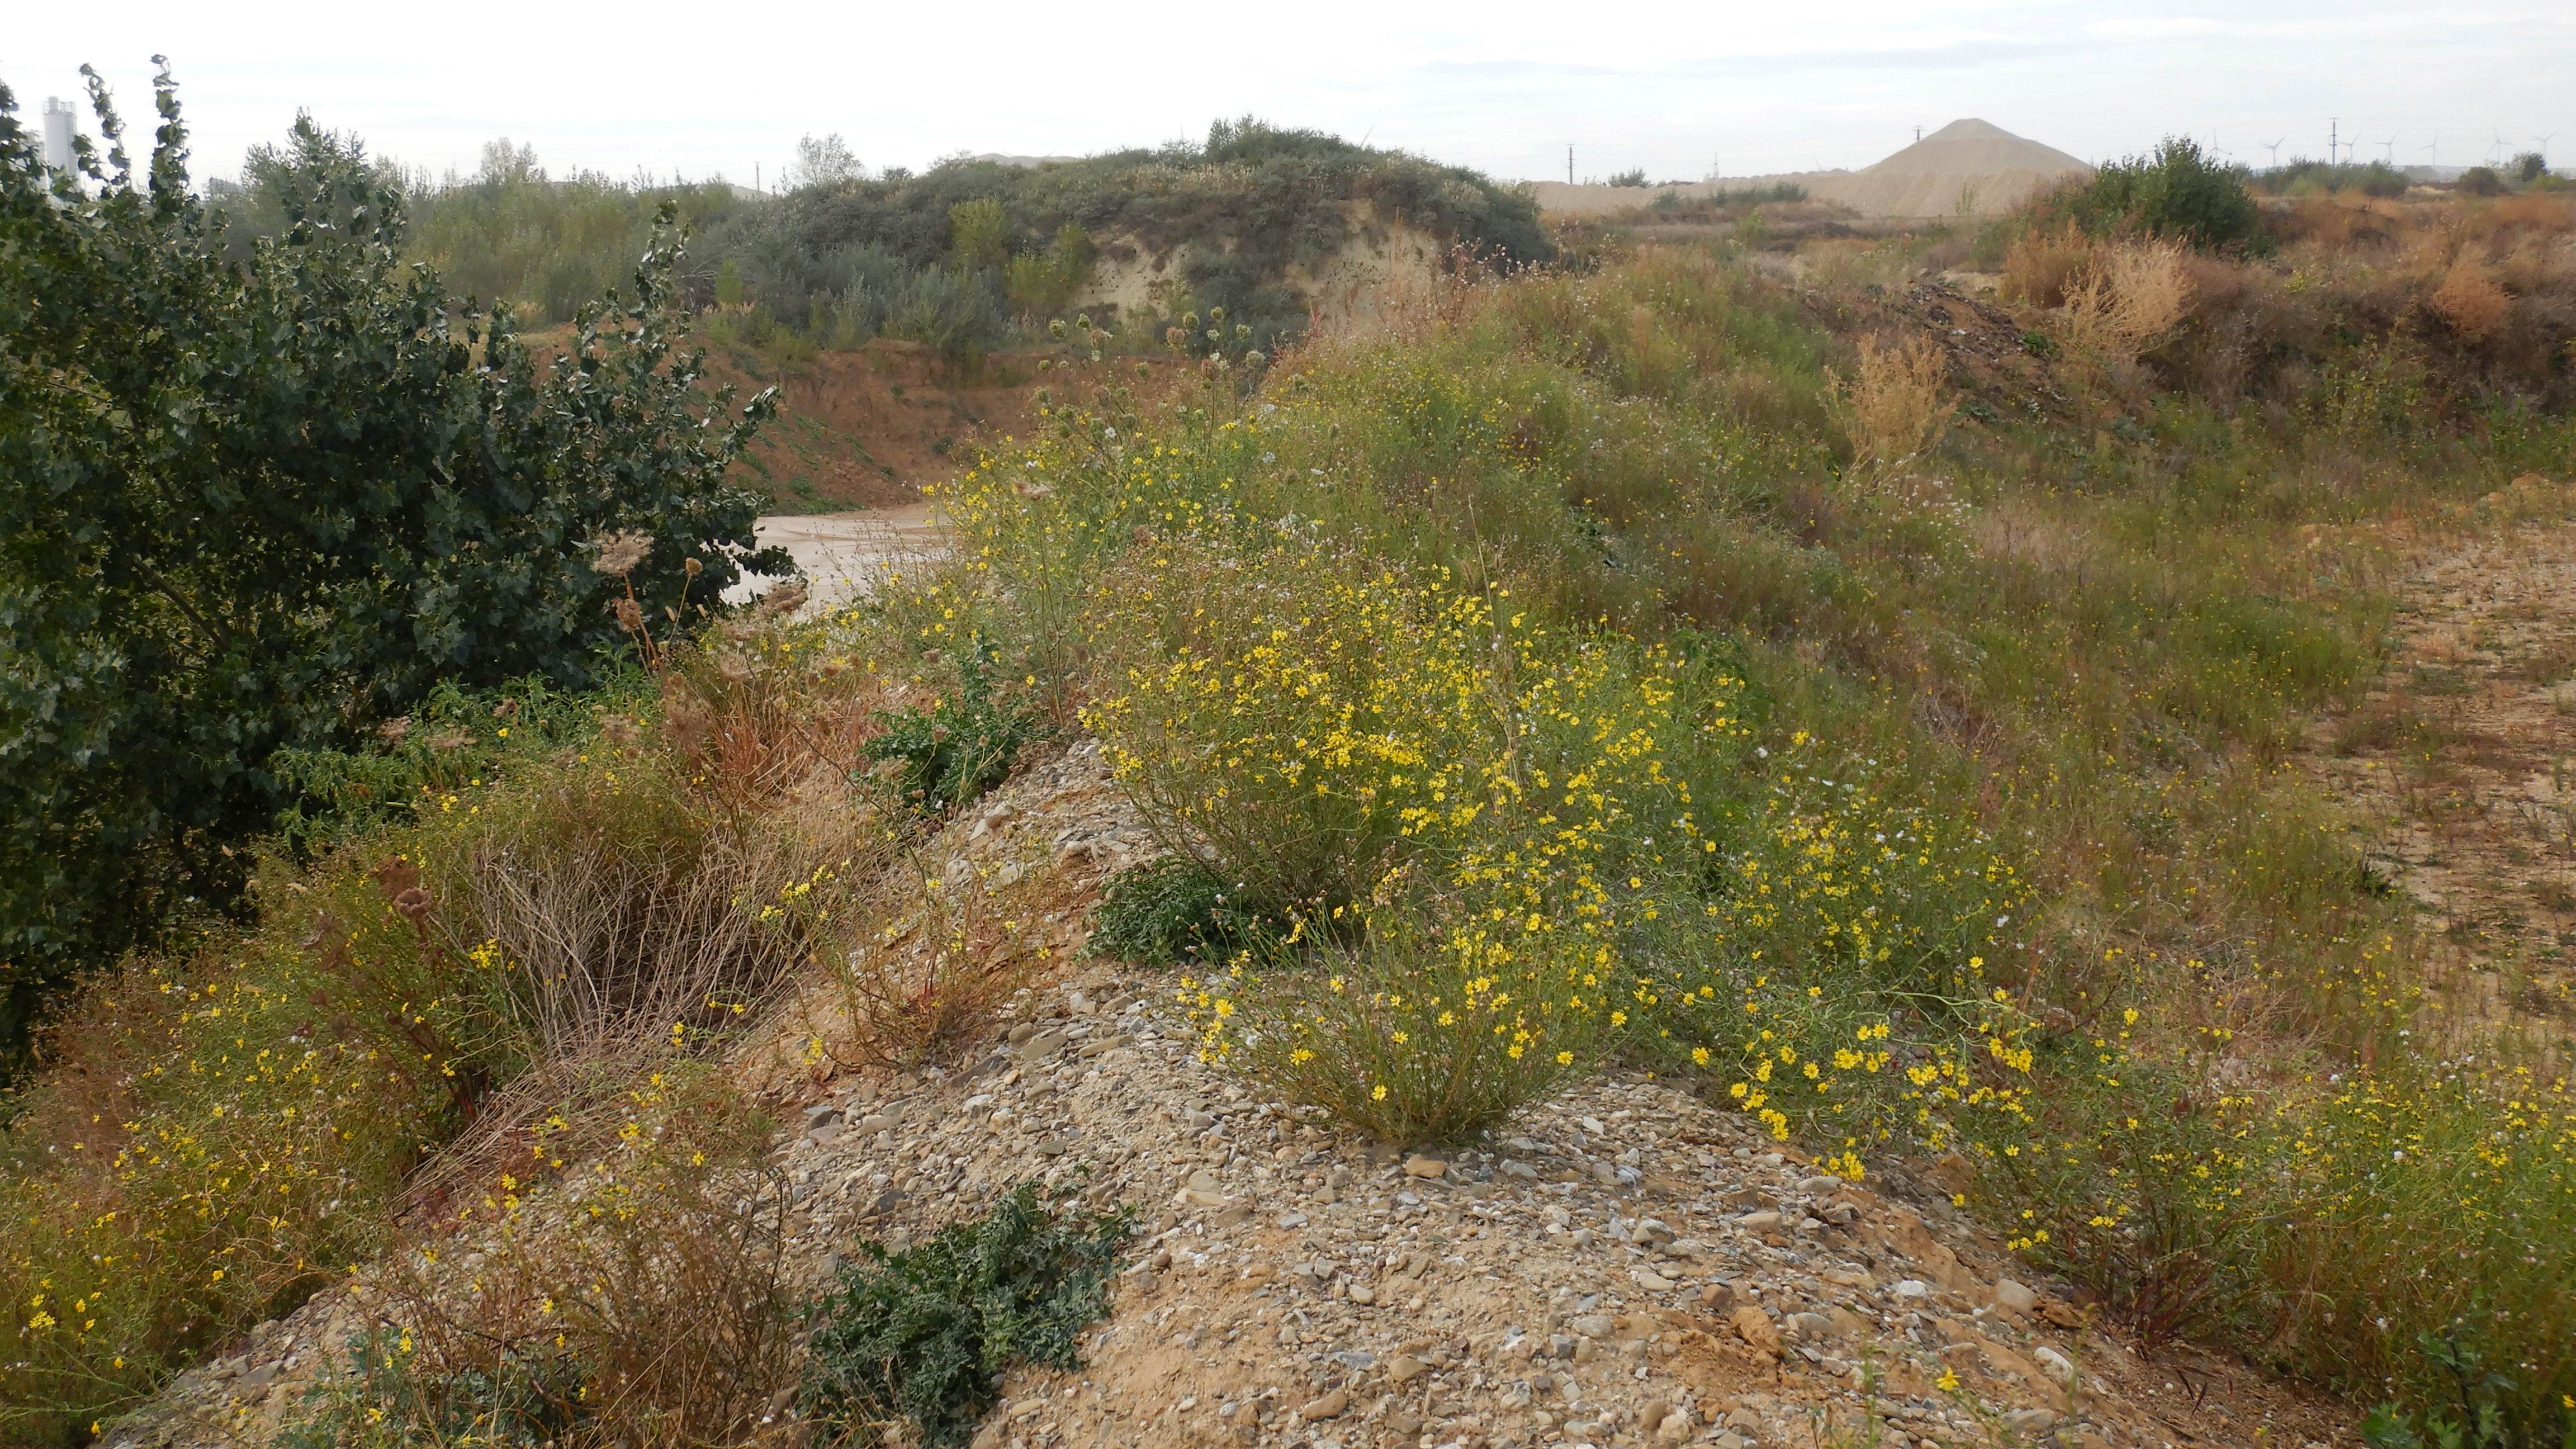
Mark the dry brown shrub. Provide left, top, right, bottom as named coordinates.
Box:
left=2476, top=193, right=2576, bottom=239
left=2430, top=262, right=2514, bottom=342
left=405, top=626, right=905, bottom=1210
left=797, top=839, right=1072, bottom=1071
left=2059, top=240, right=2194, bottom=362
left=2001, top=222, right=2099, bottom=307
left=1831, top=332, right=1956, bottom=481
left=2266, top=196, right=2403, bottom=252
left=359, top=1074, right=801, bottom=1448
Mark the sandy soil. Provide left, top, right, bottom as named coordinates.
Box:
left=2303, top=473, right=2576, bottom=1040
left=1532, top=121, right=2089, bottom=222
left=732, top=503, right=946, bottom=612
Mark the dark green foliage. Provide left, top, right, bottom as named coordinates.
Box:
left=2357, top=1330, right=2576, bottom=1449
left=713, top=117, right=1549, bottom=351
left=886, top=265, right=1010, bottom=357
left=1607, top=168, right=1649, bottom=187
left=268, top=674, right=640, bottom=854
left=802, top=1182, right=1129, bottom=1449
left=2458, top=166, right=2504, bottom=197
left=1088, top=858, right=1279, bottom=967
left=2255, top=158, right=2408, bottom=199
left=2055, top=136, right=2268, bottom=253
left=0, top=69, right=781, bottom=1050
left=277, top=1331, right=583, bottom=1449
left=1643, top=182, right=1808, bottom=220
left=2512, top=152, right=2549, bottom=186
left=862, top=638, right=1036, bottom=813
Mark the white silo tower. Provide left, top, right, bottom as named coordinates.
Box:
left=41, top=97, right=79, bottom=176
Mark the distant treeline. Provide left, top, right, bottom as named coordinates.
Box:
left=211, top=118, right=1551, bottom=356
left=2248, top=153, right=2560, bottom=199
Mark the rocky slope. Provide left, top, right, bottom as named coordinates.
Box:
left=111, top=743, right=2359, bottom=1449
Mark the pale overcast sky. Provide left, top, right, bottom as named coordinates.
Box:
left=7, top=0, right=2570, bottom=188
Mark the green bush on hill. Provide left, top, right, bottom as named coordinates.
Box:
left=2053, top=135, right=2269, bottom=253
left=218, top=116, right=1548, bottom=359
left=711, top=116, right=1550, bottom=354
left=0, top=68, right=782, bottom=1055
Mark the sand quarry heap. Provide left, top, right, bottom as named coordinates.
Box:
left=1532, top=119, right=2092, bottom=220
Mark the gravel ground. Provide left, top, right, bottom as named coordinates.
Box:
left=107, top=745, right=2358, bottom=1449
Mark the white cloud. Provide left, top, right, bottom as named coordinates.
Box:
left=7, top=0, right=2571, bottom=185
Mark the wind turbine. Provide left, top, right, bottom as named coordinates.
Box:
left=2422, top=131, right=2440, bottom=169
left=2378, top=135, right=2397, bottom=165
left=2536, top=133, right=2556, bottom=171
left=2262, top=136, right=2286, bottom=168
left=2490, top=131, right=2508, bottom=165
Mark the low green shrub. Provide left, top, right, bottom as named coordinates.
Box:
left=2052, top=136, right=2268, bottom=253
left=863, top=638, right=1036, bottom=814
left=803, top=1182, right=1129, bottom=1449
left=278, top=1334, right=588, bottom=1449
left=1087, top=859, right=1275, bottom=967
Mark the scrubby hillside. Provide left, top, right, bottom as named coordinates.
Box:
left=10, top=96, right=2576, bottom=1449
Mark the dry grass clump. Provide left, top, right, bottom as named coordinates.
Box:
left=286, top=1072, right=801, bottom=1448
left=793, top=839, right=1076, bottom=1073
left=0, top=607, right=925, bottom=1437
left=1831, top=332, right=1957, bottom=481
left=2427, top=261, right=2513, bottom=341
left=1999, top=221, right=2097, bottom=308
left=2059, top=239, right=2194, bottom=363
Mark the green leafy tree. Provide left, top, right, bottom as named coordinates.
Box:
left=946, top=195, right=1010, bottom=272
left=0, top=64, right=782, bottom=1052
left=2060, top=135, right=2269, bottom=253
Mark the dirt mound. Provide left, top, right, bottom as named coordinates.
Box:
left=1535, top=120, right=2091, bottom=221
left=696, top=339, right=1044, bottom=512
left=1858, top=119, right=2090, bottom=181
left=115, top=742, right=2360, bottom=1449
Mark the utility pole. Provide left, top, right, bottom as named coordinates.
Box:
left=2329, top=117, right=2337, bottom=165
left=1915, top=125, right=1922, bottom=142
left=1568, top=146, right=1574, bottom=185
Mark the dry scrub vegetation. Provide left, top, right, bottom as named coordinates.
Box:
left=5, top=184, right=2576, bottom=1449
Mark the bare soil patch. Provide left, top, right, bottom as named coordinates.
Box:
left=2305, top=472, right=2576, bottom=1039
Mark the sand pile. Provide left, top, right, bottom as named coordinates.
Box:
left=1533, top=119, right=2092, bottom=221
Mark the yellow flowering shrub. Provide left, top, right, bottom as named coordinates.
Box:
left=1083, top=536, right=1725, bottom=910
left=1119, top=538, right=1730, bottom=1139
left=2274, top=1063, right=2576, bottom=1439
left=1182, top=893, right=1622, bottom=1143
left=0, top=632, right=893, bottom=1437
left=1, top=873, right=466, bottom=1440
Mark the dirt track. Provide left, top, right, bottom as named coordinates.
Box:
left=2303, top=473, right=2576, bottom=1040
left=731, top=504, right=945, bottom=612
